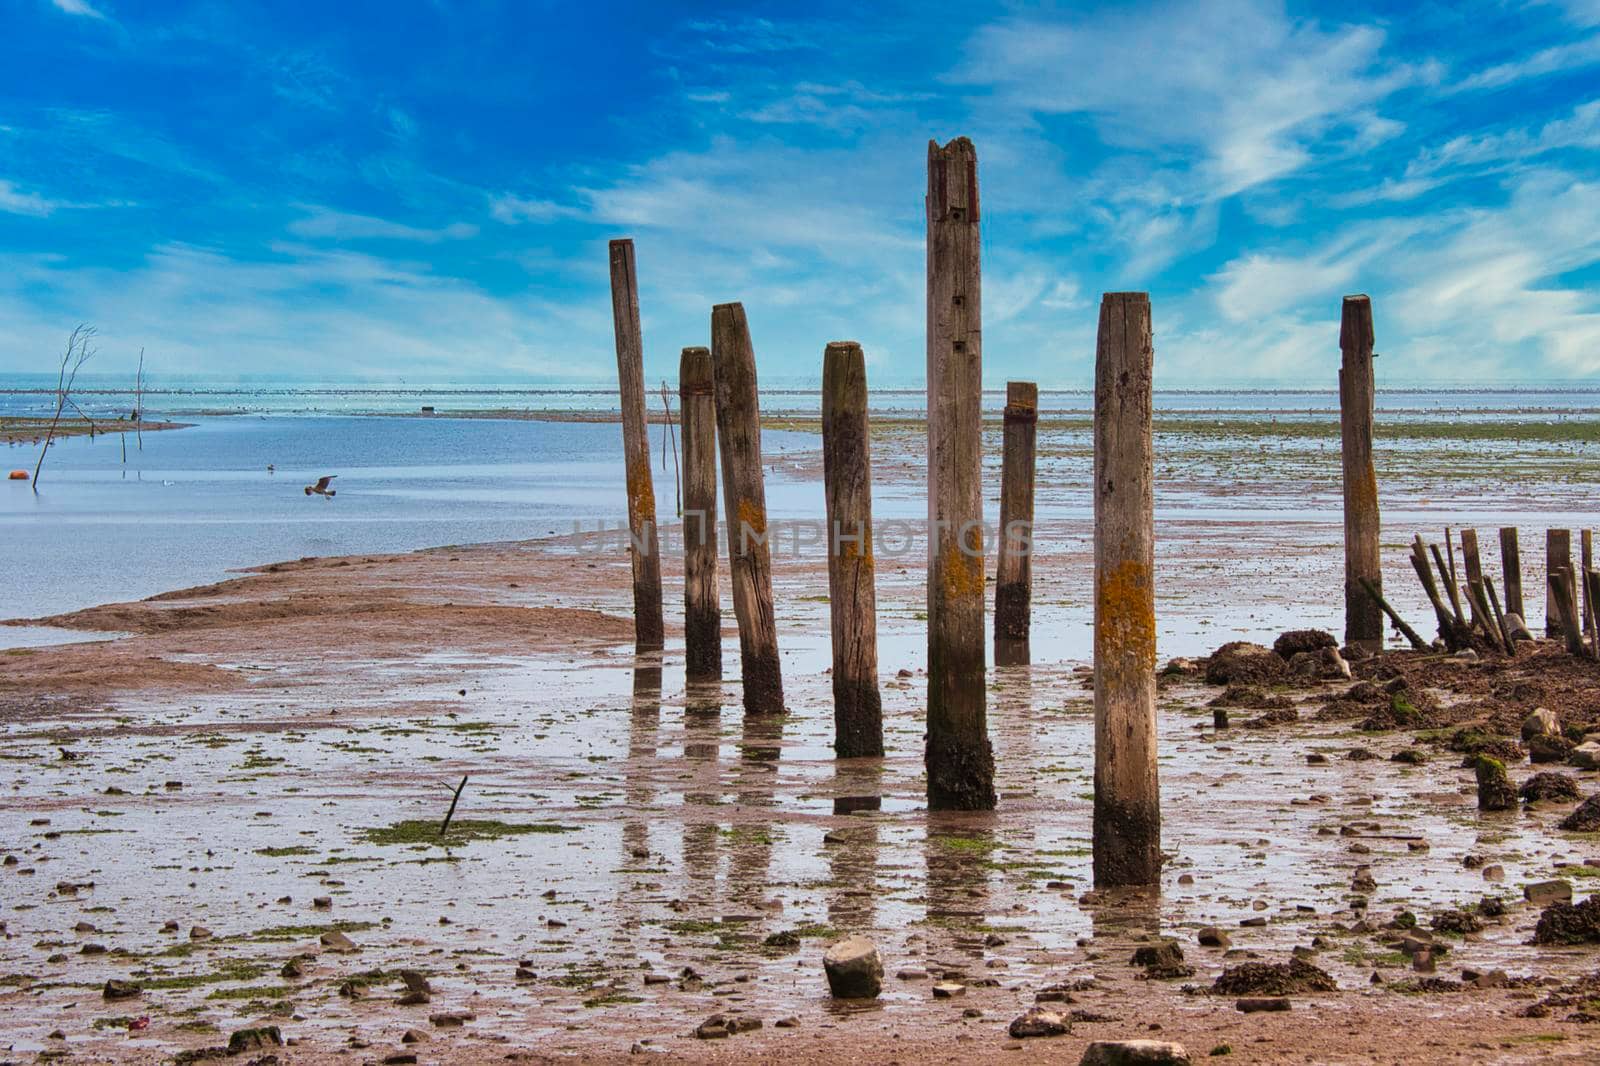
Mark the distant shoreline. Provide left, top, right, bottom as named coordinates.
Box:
left=0, top=418, right=190, bottom=446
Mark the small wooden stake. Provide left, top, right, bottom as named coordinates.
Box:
left=1499, top=527, right=1523, bottom=620
left=1431, top=542, right=1465, bottom=628
left=1548, top=529, right=1573, bottom=638
left=1550, top=568, right=1585, bottom=656
left=925, top=136, right=994, bottom=811
left=679, top=346, right=721, bottom=685
left=994, top=381, right=1038, bottom=666
left=1484, top=575, right=1515, bottom=657
left=711, top=302, right=784, bottom=715
left=1093, top=291, right=1160, bottom=888
left=608, top=239, right=664, bottom=652
left=1583, top=530, right=1594, bottom=634
left=822, top=341, right=883, bottom=758
left=1460, top=529, right=1487, bottom=635
left=1360, top=577, right=1429, bottom=651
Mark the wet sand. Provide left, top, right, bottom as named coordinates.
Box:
left=4, top=419, right=1600, bottom=1063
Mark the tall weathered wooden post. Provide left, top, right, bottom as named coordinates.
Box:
left=1499, top=527, right=1524, bottom=620
left=1548, top=528, right=1573, bottom=638
left=994, top=381, right=1038, bottom=666
left=925, top=136, right=994, bottom=811
left=711, top=302, right=784, bottom=715
left=822, top=341, right=883, bottom=758
left=679, top=346, right=721, bottom=685
left=608, top=239, right=664, bottom=652
left=1092, top=292, right=1160, bottom=887
left=1338, top=294, right=1381, bottom=653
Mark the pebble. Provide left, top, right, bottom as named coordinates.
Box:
left=1007, top=1007, right=1070, bottom=1038
left=1078, top=1040, right=1193, bottom=1065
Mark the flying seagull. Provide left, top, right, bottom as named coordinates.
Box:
left=305, top=475, right=338, bottom=498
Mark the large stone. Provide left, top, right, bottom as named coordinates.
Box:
left=1573, top=743, right=1600, bottom=770
left=1525, top=880, right=1573, bottom=906
left=1474, top=756, right=1517, bottom=811
left=1559, top=795, right=1600, bottom=832
left=1008, top=1007, right=1070, bottom=1038
left=227, top=1027, right=283, bottom=1055
left=822, top=934, right=883, bottom=999
left=1522, top=708, right=1561, bottom=741
left=320, top=929, right=359, bottom=953
left=1529, top=734, right=1576, bottom=764
left=1079, top=1040, right=1192, bottom=1066
left=1532, top=896, right=1600, bottom=945
left=695, top=1013, right=762, bottom=1039
left=1205, top=642, right=1287, bottom=686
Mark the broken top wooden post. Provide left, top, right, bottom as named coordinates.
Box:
left=1338, top=294, right=1382, bottom=653
left=608, top=239, right=664, bottom=653
left=679, top=346, right=721, bottom=686
left=994, top=381, right=1038, bottom=666
left=925, top=136, right=994, bottom=811
left=821, top=341, right=883, bottom=758
left=1548, top=528, right=1573, bottom=638
left=711, top=302, right=784, bottom=715
left=1093, top=292, right=1160, bottom=888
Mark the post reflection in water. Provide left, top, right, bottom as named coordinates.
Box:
left=622, top=659, right=664, bottom=867
left=923, top=817, right=996, bottom=963
left=681, top=684, right=722, bottom=908
left=729, top=713, right=784, bottom=907
left=827, top=760, right=883, bottom=932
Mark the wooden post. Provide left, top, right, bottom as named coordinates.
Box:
left=1461, top=528, right=1487, bottom=634
left=1338, top=295, right=1381, bottom=652
left=994, top=381, right=1038, bottom=666
left=1499, top=528, right=1524, bottom=620
left=1547, top=528, right=1572, bottom=638
left=822, top=341, right=883, bottom=758
left=925, top=136, right=994, bottom=811
left=1093, top=291, right=1160, bottom=888
left=608, top=239, right=664, bottom=652
left=679, top=346, right=721, bottom=684
left=710, top=302, right=784, bottom=715
left=1583, top=530, right=1594, bottom=634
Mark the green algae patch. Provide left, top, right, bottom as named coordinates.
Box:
left=362, top=818, right=578, bottom=847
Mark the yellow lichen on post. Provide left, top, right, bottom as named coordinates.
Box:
left=737, top=498, right=766, bottom=536
left=1094, top=557, right=1155, bottom=674
left=942, top=542, right=984, bottom=600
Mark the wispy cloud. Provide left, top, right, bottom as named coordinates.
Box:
left=49, top=0, right=109, bottom=21
left=287, top=207, right=478, bottom=243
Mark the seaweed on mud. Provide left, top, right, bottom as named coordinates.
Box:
left=1212, top=957, right=1336, bottom=996
left=362, top=819, right=577, bottom=847
left=1533, top=897, right=1600, bottom=945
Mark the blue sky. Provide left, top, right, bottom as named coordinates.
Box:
left=1, top=0, right=1598, bottom=385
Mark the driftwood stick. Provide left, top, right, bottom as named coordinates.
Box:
left=440, top=774, right=469, bottom=838
left=1360, top=577, right=1428, bottom=650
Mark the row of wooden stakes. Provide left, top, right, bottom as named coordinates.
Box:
left=1388, top=526, right=1600, bottom=660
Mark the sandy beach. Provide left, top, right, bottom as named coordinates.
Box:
left=4, top=407, right=1600, bottom=1064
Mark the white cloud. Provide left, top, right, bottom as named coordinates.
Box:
left=287, top=207, right=477, bottom=243
left=50, top=0, right=108, bottom=20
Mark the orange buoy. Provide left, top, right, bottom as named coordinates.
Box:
left=8, top=470, right=29, bottom=481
